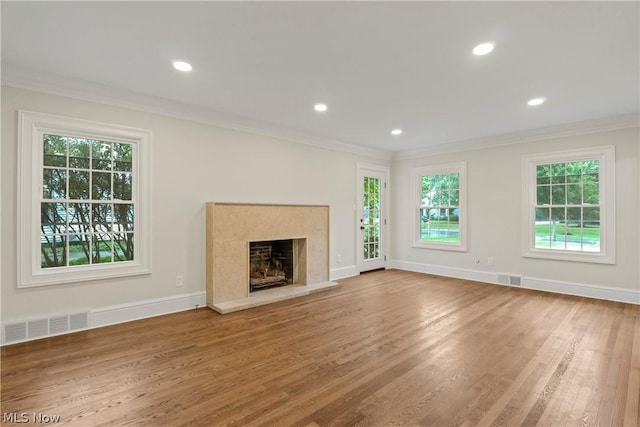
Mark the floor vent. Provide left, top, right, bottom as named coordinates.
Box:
left=70, top=312, right=89, bottom=330
left=27, top=319, right=48, bottom=339
left=4, top=322, right=27, bottom=343
left=49, top=315, right=69, bottom=335
left=497, top=274, right=523, bottom=287
left=3, top=311, right=90, bottom=345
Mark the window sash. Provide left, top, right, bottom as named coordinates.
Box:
left=18, top=111, right=152, bottom=287
left=411, top=163, right=467, bottom=252
left=39, top=133, right=135, bottom=269
left=522, top=147, right=615, bottom=264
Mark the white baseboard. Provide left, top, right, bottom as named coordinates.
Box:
left=90, top=291, right=207, bottom=329
left=2, top=291, right=207, bottom=346
left=330, top=265, right=359, bottom=280
left=389, top=260, right=498, bottom=284
left=524, top=277, right=640, bottom=305
left=389, top=259, right=640, bottom=305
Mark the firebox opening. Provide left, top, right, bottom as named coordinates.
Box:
left=249, top=239, right=298, bottom=292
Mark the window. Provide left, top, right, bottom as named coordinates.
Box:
left=411, top=162, right=467, bottom=251
left=18, top=111, right=152, bottom=287
left=522, top=146, right=615, bottom=264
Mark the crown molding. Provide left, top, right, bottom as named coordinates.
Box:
left=4, top=64, right=636, bottom=163
left=392, top=113, right=640, bottom=160
left=1, top=64, right=392, bottom=161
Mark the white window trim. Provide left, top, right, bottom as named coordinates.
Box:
left=411, top=162, right=467, bottom=252
left=18, top=110, right=152, bottom=287
left=521, top=146, right=615, bottom=264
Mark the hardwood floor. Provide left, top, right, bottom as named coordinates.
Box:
left=2, top=269, right=639, bottom=426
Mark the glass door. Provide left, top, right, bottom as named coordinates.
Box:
left=358, top=166, right=387, bottom=272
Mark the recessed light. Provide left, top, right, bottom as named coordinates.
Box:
left=172, top=60, right=192, bottom=72
left=527, top=97, right=546, bottom=106
left=314, top=103, right=328, bottom=112
left=472, top=42, right=495, bottom=56
left=391, top=129, right=403, bottom=136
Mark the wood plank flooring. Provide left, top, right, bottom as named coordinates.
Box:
left=2, top=269, right=639, bottom=426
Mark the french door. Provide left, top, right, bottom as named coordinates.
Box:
left=357, top=164, right=388, bottom=272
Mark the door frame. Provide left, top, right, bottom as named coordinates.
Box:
left=356, top=162, right=390, bottom=273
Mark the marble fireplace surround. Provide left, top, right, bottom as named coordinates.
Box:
left=205, top=202, right=338, bottom=313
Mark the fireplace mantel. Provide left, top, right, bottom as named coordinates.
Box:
left=205, top=203, right=336, bottom=313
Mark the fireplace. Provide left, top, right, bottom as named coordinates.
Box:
left=249, top=238, right=306, bottom=292
left=206, top=202, right=334, bottom=313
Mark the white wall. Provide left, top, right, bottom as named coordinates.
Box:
left=390, top=127, right=640, bottom=302
left=1, top=86, right=387, bottom=323
left=2, top=85, right=638, bottom=334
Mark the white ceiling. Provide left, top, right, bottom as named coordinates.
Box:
left=2, top=1, right=639, bottom=157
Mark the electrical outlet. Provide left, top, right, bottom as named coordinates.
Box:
left=176, top=275, right=184, bottom=287
left=337, top=254, right=342, bottom=263
left=488, top=257, right=494, bottom=266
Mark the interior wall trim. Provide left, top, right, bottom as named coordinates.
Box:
left=90, top=291, right=207, bottom=329
left=389, top=260, right=640, bottom=305
left=1, top=65, right=392, bottom=160
left=1, top=291, right=207, bottom=346
left=330, top=265, right=359, bottom=281
left=392, top=114, right=639, bottom=160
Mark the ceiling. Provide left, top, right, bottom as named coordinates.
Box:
left=2, top=1, right=639, bottom=157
